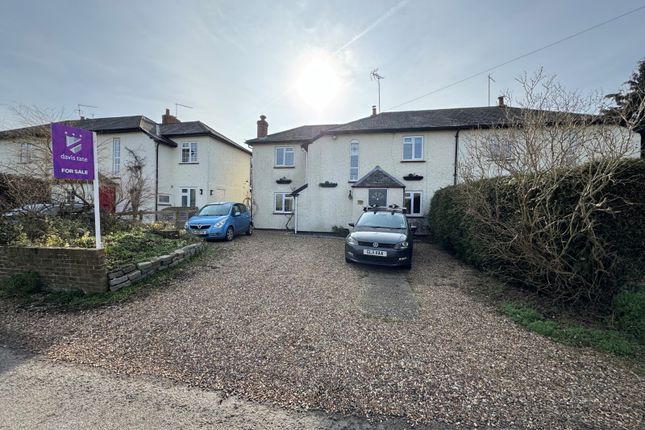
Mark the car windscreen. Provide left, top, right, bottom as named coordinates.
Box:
left=197, top=204, right=231, bottom=216
left=356, top=211, right=407, bottom=229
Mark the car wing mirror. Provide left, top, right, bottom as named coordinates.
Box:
left=348, top=222, right=355, bottom=227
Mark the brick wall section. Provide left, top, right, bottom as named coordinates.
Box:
left=0, top=246, right=108, bottom=293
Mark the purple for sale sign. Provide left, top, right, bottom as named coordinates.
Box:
left=51, top=123, right=94, bottom=180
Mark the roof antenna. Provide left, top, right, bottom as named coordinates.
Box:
left=487, top=74, right=496, bottom=107
left=76, top=104, right=98, bottom=119
left=370, top=69, right=384, bottom=113
left=175, top=102, right=193, bottom=118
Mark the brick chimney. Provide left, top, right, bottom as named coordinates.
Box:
left=497, top=96, right=506, bottom=107
left=371, top=105, right=377, bottom=116
left=162, top=108, right=180, bottom=124
left=257, top=115, right=268, bottom=138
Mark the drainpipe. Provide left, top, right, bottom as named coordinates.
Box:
left=294, top=195, right=299, bottom=234
left=453, top=129, right=460, bottom=185
left=154, top=141, right=159, bottom=221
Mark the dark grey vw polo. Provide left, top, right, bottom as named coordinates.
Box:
left=345, top=206, right=416, bottom=269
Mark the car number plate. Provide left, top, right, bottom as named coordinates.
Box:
left=192, top=230, right=208, bottom=235
left=364, top=249, right=387, bottom=257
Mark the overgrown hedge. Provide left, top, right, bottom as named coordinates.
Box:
left=428, top=159, right=645, bottom=307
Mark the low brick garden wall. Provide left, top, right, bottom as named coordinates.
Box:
left=0, top=242, right=205, bottom=294
left=0, top=246, right=108, bottom=293
left=108, top=242, right=204, bottom=292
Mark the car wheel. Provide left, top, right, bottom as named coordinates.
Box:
left=246, top=223, right=253, bottom=236
left=402, top=261, right=412, bottom=270
left=345, top=256, right=353, bottom=264
left=225, top=226, right=234, bottom=241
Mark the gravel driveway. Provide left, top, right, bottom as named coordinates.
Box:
left=0, top=231, right=643, bottom=429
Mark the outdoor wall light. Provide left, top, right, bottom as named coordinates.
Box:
left=210, top=190, right=213, bottom=196
left=348, top=189, right=353, bottom=200
left=199, top=189, right=203, bottom=195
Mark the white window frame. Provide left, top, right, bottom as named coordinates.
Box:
left=404, top=190, right=423, bottom=217
left=403, top=136, right=424, bottom=161
left=349, top=140, right=359, bottom=182
left=181, top=142, right=198, bottom=163
left=274, top=192, right=294, bottom=213
left=275, top=147, right=295, bottom=167
left=19, top=143, right=32, bottom=164
left=112, top=138, right=121, bottom=174
left=157, top=194, right=171, bottom=206
left=180, top=187, right=197, bottom=207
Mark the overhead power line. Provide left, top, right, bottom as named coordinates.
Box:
left=386, top=4, right=645, bottom=111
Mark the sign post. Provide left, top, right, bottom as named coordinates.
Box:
left=51, top=123, right=102, bottom=249
left=91, top=132, right=102, bottom=248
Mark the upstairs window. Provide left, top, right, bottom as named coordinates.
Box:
left=349, top=140, right=359, bottom=181
left=275, top=147, right=294, bottom=167
left=112, top=138, right=120, bottom=174
left=489, top=139, right=513, bottom=161
left=19, top=143, right=32, bottom=163
left=403, top=136, right=424, bottom=161
left=181, top=142, right=198, bottom=163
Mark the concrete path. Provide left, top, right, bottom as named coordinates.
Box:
left=359, top=268, right=419, bottom=320
left=0, top=346, right=441, bottom=430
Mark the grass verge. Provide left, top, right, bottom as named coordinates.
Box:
left=3, top=244, right=215, bottom=310
left=501, top=301, right=644, bottom=358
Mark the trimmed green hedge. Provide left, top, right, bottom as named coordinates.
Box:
left=428, top=159, right=645, bottom=307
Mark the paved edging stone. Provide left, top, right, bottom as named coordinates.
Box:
left=107, top=242, right=204, bottom=292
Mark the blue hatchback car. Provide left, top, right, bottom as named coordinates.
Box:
left=185, top=202, right=253, bottom=241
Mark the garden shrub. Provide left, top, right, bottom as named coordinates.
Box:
left=429, top=159, right=645, bottom=307
left=0, top=271, right=42, bottom=297
left=612, top=284, right=645, bottom=344
left=501, top=302, right=638, bottom=356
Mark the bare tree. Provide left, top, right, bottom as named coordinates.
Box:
left=114, top=148, right=154, bottom=220
left=458, top=70, right=643, bottom=306
left=0, top=105, right=98, bottom=208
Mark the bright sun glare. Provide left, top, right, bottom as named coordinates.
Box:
left=296, top=53, right=341, bottom=110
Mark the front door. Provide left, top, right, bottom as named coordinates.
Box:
left=368, top=188, right=387, bottom=207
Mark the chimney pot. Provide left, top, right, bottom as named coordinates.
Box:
left=257, top=115, right=269, bottom=138
left=162, top=107, right=180, bottom=124
left=498, top=96, right=506, bottom=107
left=371, top=105, right=377, bottom=116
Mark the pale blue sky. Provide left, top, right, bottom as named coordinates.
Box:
left=1, top=0, right=644, bottom=143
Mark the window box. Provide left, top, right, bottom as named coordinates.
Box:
left=276, top=177, right=292, bottom=184
left=403, top=173, right=424, bottom=181
left=319, top=181, right=338, bottom=188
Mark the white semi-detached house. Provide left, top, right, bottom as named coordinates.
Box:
left=247, top=104, right=641, bottom=234
left=0, top=109, right=251, bottom=218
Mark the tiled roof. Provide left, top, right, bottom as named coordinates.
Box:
left=246, top=106, right=595, bottom=145
left=161, top=121, right=250, bottom=153
left=352, top=166, right=405, bottom=188
left=327, top=106, right=583, bottom=133
left=0, top=116, right=250, bottom=153
left=246, top=124, right=338, bottom=144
